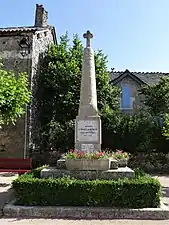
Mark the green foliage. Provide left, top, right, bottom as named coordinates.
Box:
left=0, top=65, right=31, bottom=125
left=139, top=77, right=169, bottom=117
left=128, top=152, right=169, bottom=173
left=134, top=168, right=148, bottom=178
left=48, top=120, right=74, bottom=150
left=31, top=165, right=48, bottom=178
left=34, top=33, right=120, bottom=151
left=12, top=174, right=161, bottom=208
left=162, top=113, right=169, bottom=139
left=102, top=111, right=154, bottom=153
left=139, top=77, right=169, bottom=153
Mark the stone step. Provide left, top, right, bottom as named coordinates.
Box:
left=41, top=167, right=135, bottom=180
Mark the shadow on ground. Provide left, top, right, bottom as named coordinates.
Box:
left=0, top=184, right=10, bottom=187
left=0, top=173, right=16, bottom=177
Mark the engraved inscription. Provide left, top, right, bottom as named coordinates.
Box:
left=77, top=120, right=98, bottom=142
left=81, top=144, right=94, bottom=152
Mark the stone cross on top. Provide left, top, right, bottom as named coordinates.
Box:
left=83, top=30, right=93, bottom=47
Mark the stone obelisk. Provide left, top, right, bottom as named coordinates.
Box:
left=75, top=31, right=101, bottom=152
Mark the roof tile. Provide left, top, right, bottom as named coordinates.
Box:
left=110, top=70, right=169, bottom=85
left=0, top=26, right=53, bottom=33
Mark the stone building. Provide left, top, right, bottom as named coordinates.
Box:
left=110, top=69, right=169, bottom=113
left=0, top=4, right=57, bottom=158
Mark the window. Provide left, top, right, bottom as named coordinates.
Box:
left=121, top=85, right=134, bottom=109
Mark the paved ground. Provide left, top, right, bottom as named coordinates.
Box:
left=0, top=172, right=17, bottom=215
left=0, top=173, right=169, bottom=224
left=157, top=175, right=169, bottom=206
left=0, top=218, right=169, bottom=225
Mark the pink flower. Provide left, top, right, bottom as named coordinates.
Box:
left=97, top=152, right=104, bottom=156
left=116, top=149, right=122, bottom=154
left=69, top=149, right=74, bottom=153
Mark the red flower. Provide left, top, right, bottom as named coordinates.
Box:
left=97, top=152, right=104, bottom=156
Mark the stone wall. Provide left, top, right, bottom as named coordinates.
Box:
left=0, top=33, right=33, bottom=158
left=115, top=75, right=143, bottom=113
left=0, top=34, right=33, bottom=72
left=31, top=29, right=54, bottom=80
left=0, top=29, right=54, bottom=158
left=30, top=29, right=55, bottom=152
left=0, top=118, right=25, bottom=158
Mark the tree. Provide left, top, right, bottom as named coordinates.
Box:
left=139, top=77, right=169, bottom=153
left=102, top=109, right=154, bottom=153
left=139, top=77, right=169, bottom=117
left=162, top=113, right=169, bottom=139
left=34, top=33, right=120, bottom=152
left=0, top=63, right=31, bottom=126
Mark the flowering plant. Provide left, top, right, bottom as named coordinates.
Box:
left=65, top=149, right=109, bottom=159
left=112, top=149, right=129, bottom=160
left=49, top=150, right=61, bottom=158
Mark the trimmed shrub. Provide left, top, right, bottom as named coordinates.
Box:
left=134, top=168, right=148, bottom=178
left=31, top=165, right=48, bottom=178
left=12, top=175, right=161, bottom=208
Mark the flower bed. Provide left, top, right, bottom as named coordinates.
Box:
left=64, top=150, right=109, bottom=159
left=112, top=149, right=129, bottom=161
left=64, top=149, right=129, bottom=160
left=12, top=172, right=161, bottom=208
left=64, top=150, right=110, bottom=170
left=112, top=150, right=129, bottom=167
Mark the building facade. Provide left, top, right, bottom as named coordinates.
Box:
left=0, top=4, right=56, bottom=158
left=110, top=69, right=169, bottom=113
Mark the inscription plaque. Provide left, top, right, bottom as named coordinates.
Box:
left=81, top=144, right=94, bottom=152
left=77, top=120, right=98, bottom=142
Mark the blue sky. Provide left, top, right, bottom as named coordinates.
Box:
left=1, top=0, right=169, bottom=72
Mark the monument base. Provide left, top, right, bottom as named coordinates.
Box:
left=57, top=158, right=118, bottom=169
left=75, top=116, right=101, bottom=152
left=41, top=167, right=135, bottom=180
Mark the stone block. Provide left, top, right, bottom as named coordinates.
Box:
left=41, top=167, right=135, bottom=180
left=57, top=158, right=118, bottom=170
left=3, top=200, right=169, bottom=220
left=117, top=159, right=128, bottom=167
left=57, top=159, right=66, bottom=169
left=65, top=159, right=110, bottom=171
left=110, top=159, right=118, bottom=169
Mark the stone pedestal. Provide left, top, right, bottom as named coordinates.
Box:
left=65, top=159, right=110, bottom=171
left=41, top=167, right=135, bottom=180
left=75, top=31, right=101, bottom=152
left=57, top=158, right=119, bottom=170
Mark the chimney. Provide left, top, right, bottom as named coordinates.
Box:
left=34, top=4, right=48, bottom=27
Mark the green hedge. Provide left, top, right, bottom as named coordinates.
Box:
left=12, top=175, right=161, bottom=208
left=31, top=165, right=48, bottom=178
